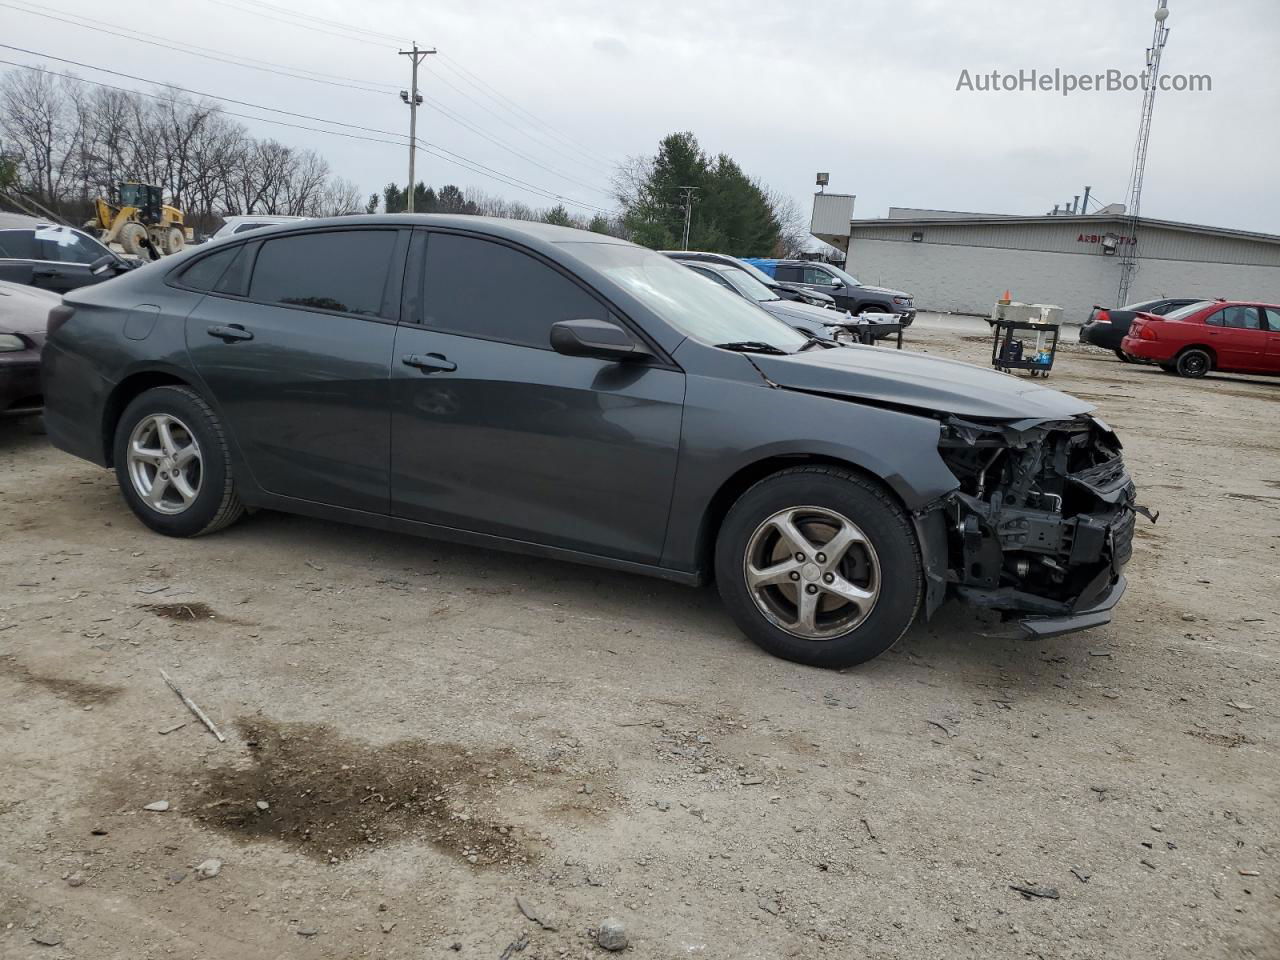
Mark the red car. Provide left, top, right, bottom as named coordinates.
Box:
left=1121, top=299, right=1280, bottom=378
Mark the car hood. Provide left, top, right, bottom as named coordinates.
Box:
left=774, top=281, right=834, bottom=304
left=750, top=345, right=1093, bottom=420
left=857, top=284, right=911, bottom=299
left=0, top=280, right=59, bottom=335
left=763, top=299, right=849, bottom=327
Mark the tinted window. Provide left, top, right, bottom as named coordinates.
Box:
left=233, top=222, right=267, bottom=234
left=37, top=226, right=108, bottom=264
left=0, top=229, right=35, bottom=259
left=1205, top=310, right=1224, bottom=327
left=1220, top=305, right=1262, bottom=329
left=688, top=265, right=737, bottom=294
left=179, top=245, right=241, bottom=291
left=420, top=233, right=607, bottom=348
left=249, top=230, right=396, bottom=316
left=773, top=265, right=802, bottom=282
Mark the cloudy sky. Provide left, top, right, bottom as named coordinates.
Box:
left=4, top=0, right=1278, bottom=233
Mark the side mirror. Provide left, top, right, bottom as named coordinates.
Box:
left=829, top=277, right=843, bottom=288
left=550, top=318, right=651, bottom=362
left=89, top=254, right=115, bottom=276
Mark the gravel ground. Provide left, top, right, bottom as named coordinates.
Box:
left=1, top=317, right=1276, bottom=959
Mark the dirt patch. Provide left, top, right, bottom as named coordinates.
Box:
left=0, top=655, right=121, bottom=707
left=1186, top=729, right=1256, bottom=749
left=140, top=601, right=223, bottom=622
left=183, top=719, right=545, bottom=866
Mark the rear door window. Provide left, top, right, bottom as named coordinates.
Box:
left=1220, top=306, right=1262, bottom=329
left=37, top=227, right=108, bottom=264
left=419, top=232, right=607, bottom=349
left=773, top=265, right=802, bottom=282
left=248, top=230, right=397, bottom=317
left=0, top=229, right=35, bottom=259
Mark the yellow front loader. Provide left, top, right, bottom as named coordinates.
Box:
left=88, top=182, right=191, bottom=257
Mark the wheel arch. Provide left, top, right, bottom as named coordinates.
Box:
left=694, top=454, right=914, bottom=582
left=1175, top=342, right=1216, bottom=363
left=101, top=368, right=198, bottom=465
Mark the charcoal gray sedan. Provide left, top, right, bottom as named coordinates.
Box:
left=42, top=215, right=1143, bottom=668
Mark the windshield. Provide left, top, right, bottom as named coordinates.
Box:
left=563, top=243, right=807, bottom=351
left=717, top=268, right=781, bottom=303
left=1163, top=300, right=1213, bottom=321
left=824, top=263, right=862, bottom=286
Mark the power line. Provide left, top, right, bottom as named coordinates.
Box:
left=436, top=54, right=618, bottom=170
left=424, top=61, right=616, bottom=179
left=227, top=0, right=410, bottom=44
left=0, top=56, right=613, bottom=213
left=2, top=5, right=617, bottom=197
left=0, top=2, right=399, bottom=94
left=202, top=0, right=400, bottom=49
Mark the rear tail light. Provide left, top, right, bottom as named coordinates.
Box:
left=1138, top=323, right=1159, bottom=341
left=47, top=304, right=74, bottom=337
left=1095, top=309, right=1111, bottom=324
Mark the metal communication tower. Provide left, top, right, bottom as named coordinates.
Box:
left=1116, top=0, right=1171, bottom=304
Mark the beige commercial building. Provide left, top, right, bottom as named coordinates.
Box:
left=810, top=194, right=1280, bottom=323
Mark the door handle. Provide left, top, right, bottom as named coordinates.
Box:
left=207, top=324, right=254, bottom=342
left=402, top=352, right=456, bottom=373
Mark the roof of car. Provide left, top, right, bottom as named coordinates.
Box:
left=225, top=213, right=633, bottom=247
left=0, top=212, right=52, bottom=230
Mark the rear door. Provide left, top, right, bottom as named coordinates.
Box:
left=1264, top=308, right=1280, bottom=371
left=33, top=226, right=110, bottom=292
left=1204, top=305, right=1269, bottom=371
left=184, top=227, right=406, bottom=513
left=389, top=229, right=685, bottom=564
left=0, top=229, right=36, bottom=287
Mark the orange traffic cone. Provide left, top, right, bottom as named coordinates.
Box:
left=999, top=290, right=1012, bottom=304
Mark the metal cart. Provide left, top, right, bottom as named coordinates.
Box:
left=990, top=319, right=1059, bottom=377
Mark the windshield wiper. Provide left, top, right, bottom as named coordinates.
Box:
left=714, top=341, right=789, bottom=355
left=797, top=336, right=830, bottom=351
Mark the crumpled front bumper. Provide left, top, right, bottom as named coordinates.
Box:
left=1018, top=571, right=1126, bottom=638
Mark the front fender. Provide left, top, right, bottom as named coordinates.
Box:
left=660, top=370, right=961, bottom=573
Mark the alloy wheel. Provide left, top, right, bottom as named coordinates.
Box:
left=126, top=413, right=203, bottom=515
left=743, top=505, right=880, bottom=640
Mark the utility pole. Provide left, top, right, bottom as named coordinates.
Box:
left=398, top=42, right=436, bottom=213
left=1117, top=0, right=1170, bottom=304
left=678, top=185, right=698, bottom=250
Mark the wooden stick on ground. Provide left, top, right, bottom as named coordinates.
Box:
left=160, top=669, right=225, bottom=743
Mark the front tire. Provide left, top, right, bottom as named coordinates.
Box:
left=715, top=467, right=921, bottom=669
left=1175, top=347, right=1212, bottom=378
left=112, top=385, right=244, bottom=537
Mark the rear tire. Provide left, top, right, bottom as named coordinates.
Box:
left=1175, top=347, right=1212, bottom=378
left=715, top=467, right=921, bottom=669
left=112, top=385, right=244, bottom=537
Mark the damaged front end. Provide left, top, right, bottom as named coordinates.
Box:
left=930, top=414, right=1153, bottom=637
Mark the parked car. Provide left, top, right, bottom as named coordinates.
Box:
left=0, top=280, right=59, bottom=415
left=1122, top=299, right=1280, bottom=378
left=662, top=251, right=837, bottom=308
left=679, top=260, right=899, bottom=342
left=43, top=215, right=1141, bottom=669
left=1081, top=297, right=1201, bottom=360
left=745, top=258, right=916, bottom=325
left=0, top=213, right=137, bottom=293
left=210, top=215, right=309, bottom=240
